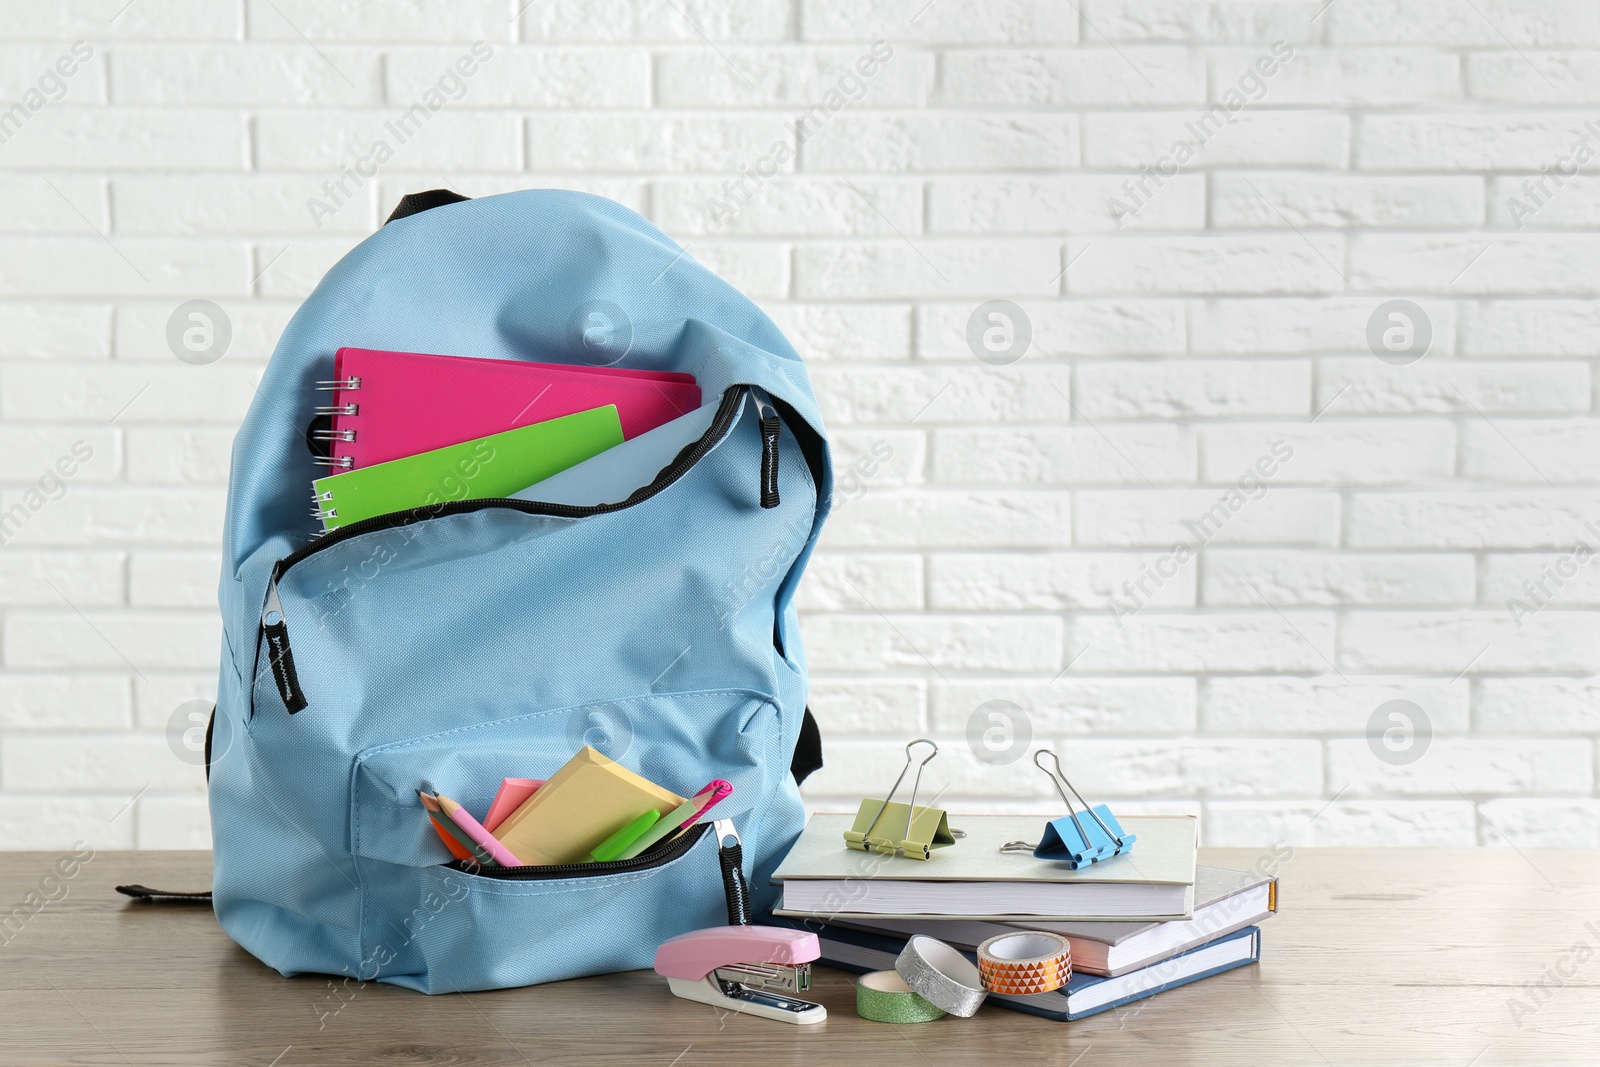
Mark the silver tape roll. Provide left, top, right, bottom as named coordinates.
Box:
left=894, top=934, right=987, bottom=1018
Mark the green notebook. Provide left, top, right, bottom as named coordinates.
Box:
left=312, top=405, right=624, bottom=531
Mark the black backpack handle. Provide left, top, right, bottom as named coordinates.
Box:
left=384, top=189, right=471, bottom=225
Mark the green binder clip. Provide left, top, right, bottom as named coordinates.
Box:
left=843, top=738, right=955, bottom=861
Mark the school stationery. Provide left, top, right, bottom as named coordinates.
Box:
left=976, top=931, right=1071, bottom=995
left=776, top=813, right=1198, bottom=921
left=684, top=779, right=733, bottom=824
left=1029, top=749, right=1136, bottom=869
left=855, top=971, right=946, bottom=1023
left=416, top=790, right=481, bottom=863
left=483, top=777, right=544, bottom=833
left=588, top=810, right=661, bottom=862
left=317, top=346, right=702, bottom=470
left=311, top=406, right=624, bottom=531
left=435, top=792, right=522, bottom=867
left=896, top=934, right=987, bottom=1018
left=843, top=738, right=956, bottom=861
left=615, top=780, right=734, bottom=861
left=845, top=866, right=1278, bottom=977
left=654, top=925, right=827, bottom=1024
left=775, top=918, right=1263, bottom=1023
left=491, top=746, right=685, bottom=866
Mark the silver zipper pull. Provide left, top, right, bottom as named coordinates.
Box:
left=262, top=576, right=286, bottom=628
left=751, top=387, right=776, bottom=421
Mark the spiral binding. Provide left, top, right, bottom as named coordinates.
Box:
left=312, top=385, right=359, bottom=473
left=307, top=375, right=368, bottom=531
left=310, top=487, right=337, bottom=525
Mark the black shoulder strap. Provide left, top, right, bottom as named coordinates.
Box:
left=790, top=706, right=823, bottom=786
left=116, top=885, right=213, bottom=903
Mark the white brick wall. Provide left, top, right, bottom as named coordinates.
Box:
left=1, top=0, right=1596, bottom=852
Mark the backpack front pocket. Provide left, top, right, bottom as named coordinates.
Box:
left=345, top=691, right=783, bottom=992
left=349, top=691, right=783, bottom=870
left=358, top=825, right=725, bottom=992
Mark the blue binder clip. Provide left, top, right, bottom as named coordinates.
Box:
left=1030, top=750, right=1135, bottom=869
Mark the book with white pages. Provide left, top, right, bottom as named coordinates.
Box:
left=832, top=865, right=1276, bottom=977
left=772, top=813, right=1197, bottom=922
left=767, top=915, right=1263, bottom=1022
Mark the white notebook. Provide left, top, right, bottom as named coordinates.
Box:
left=773, top=813, right=1197, bottom=922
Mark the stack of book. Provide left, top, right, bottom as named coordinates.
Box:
left=768, top=813, right=1276, bottom=1022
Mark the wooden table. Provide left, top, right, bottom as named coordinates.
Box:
left=3, top=847, right=1597, bottom=1065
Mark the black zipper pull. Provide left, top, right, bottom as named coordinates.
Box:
left=262, top=576, right=308, bottom=714
left=715, top=818, right=753, bottom=926
left=753, top=389, right=780, bottom=509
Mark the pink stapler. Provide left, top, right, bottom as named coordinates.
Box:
left=654, top=926, right=828, bottom=1024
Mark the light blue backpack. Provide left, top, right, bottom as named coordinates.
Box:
left=201, top=189, right=831, bottom=993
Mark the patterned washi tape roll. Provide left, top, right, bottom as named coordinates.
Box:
left=856, top=970, right=948, bottom=1023
left=895, top=934, right=988, bottom=1018
left=976, top=931, right=1071, bottom=995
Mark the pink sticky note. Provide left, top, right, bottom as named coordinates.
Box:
left=484, top=777, right=544, bottom=832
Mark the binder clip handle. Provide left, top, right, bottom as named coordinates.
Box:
left=842, top=738, right=955, bottom=861
left=1031, top=748, right=1135, bottom=869
left=1034, top=749, right=1124, bottom=850
left=863, top=738, right=935, bottom=851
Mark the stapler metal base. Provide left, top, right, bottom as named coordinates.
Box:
left=665, top=975, right=827, bottom=1024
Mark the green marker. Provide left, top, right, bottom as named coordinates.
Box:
left=588, top=809, right=662, bottom=862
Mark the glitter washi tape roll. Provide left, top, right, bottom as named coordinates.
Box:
left=895, top=934, right=987, bottom=1018
left=856, top=970, right=947, bottom=1023
left=976, top=931, right=1072, bottom=995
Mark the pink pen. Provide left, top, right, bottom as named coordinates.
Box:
left=614, top=780, right=735, bottom=862
left=682, top=779, right=733, bottom=827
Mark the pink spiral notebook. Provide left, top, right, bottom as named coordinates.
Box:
left=324, top=347, right=702, bottom=470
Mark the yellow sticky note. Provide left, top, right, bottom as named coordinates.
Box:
left=491, top=746, right=685, bottom=866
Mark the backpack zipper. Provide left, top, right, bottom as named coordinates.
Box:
left=271, top=383, right=752, bottom=584
left=444, top=820, right=711, bottom=880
